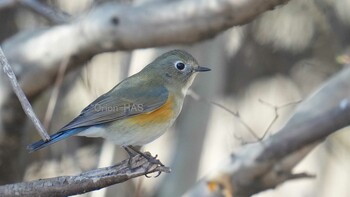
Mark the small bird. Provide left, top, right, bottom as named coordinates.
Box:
left=28, top=50, right=210, bottom=167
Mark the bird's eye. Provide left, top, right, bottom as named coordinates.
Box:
left=175, top=61, right=186, bottom=71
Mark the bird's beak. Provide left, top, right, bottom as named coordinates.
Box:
left=193, top=66, right=211, bottom=72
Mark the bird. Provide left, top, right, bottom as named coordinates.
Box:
left=27, top=49, right=210, bottom=169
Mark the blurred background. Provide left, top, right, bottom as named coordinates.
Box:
left=1, top=0, right=350, bottom=196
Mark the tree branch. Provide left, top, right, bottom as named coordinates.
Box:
left=184, top=66, right=350, bottom=197
left=0, top=46, right=50, bottom=141
left=0, top=154, right=170, bottom=197
left=2, top=0, right=290, bottom=98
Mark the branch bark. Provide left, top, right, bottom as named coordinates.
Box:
left=0, top=154, right=170, bottom=197
left=2, top=0, right=290, bottom=98
left=184, top=66, right=350, bottom=197
left=0, top=46, right=50, bottom=141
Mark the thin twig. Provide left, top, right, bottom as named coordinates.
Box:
left=286, top=172, right=316, bottom=180
left=43, top=57, right=70, bottom=130
left=0, top=46, right=50, bottom=141
left=187, top=90, right=261, bottom=142
left=258, top=99, right=301, bottom=139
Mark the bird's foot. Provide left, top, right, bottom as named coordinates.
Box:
left=123, top=146, right=165, bottom=178
left=140, top=152, right=164, bottom=178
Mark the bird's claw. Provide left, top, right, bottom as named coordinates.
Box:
left=124, top=146, right=166, bottom=178
left=142, top=153, right=165, bottom=178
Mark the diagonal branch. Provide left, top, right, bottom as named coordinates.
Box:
left=0, top=46, right=50, bottom=141
left=184, top=66, right=350, bottom=197
left=0, top=154, right=170, bottom=197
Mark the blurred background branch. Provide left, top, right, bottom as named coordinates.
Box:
left=2, top=0, right=289, bottom=99
left=1, top=0, right=350, bottom=196
left=185, top=66, right=350, bottom=196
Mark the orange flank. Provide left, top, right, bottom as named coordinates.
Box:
left=126, top=95, right=174, bottom=126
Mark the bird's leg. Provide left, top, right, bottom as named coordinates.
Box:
left=126, top=145, right=164, bottom=178
left=128, top=145, right=164, bottom=166
left=123, top=146, right=138, bottom=168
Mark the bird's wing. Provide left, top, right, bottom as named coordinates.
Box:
left=58, top=84, right=169, bottom=132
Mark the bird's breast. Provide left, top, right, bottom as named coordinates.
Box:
left=125, top=94, right=178, bottom=126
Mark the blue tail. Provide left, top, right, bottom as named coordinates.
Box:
left=27, top=128, right=84, bottom=152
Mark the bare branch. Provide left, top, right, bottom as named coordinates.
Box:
left=286, top=172, right=316, bottom=180
left=187, top=90, right=261, bottom=142
left=0, top=154, right=170, bottom=197
left=184, top=67, right=350, bottom=197
left=2, top=0, right=290, bottom=98
left=0, top=46, right=50, bottom=141
left=258, top=99, right=301, bottom=139
left=43, top=57, right=69, bottom=130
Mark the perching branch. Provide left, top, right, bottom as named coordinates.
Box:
left=0, top=154, right=170, bottom=197
left=0, top=46, right=50, bottom=141
left=2, top=0, right=290, bottom=98
left=184, top=66, right=350, bottom=197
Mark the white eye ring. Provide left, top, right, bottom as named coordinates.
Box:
left=175, top=61, right=186, bottom=71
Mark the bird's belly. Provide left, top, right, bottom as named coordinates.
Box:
left=106, top=119, right=175, bottom=146
left=77, top=120, right=174, bottom=146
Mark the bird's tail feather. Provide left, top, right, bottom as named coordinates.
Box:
left=27, top=128, right=83, bottom=152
